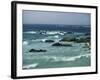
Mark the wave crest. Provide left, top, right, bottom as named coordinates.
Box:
left=23, top=41, right=28, bottom=45
left=23, top=63, right=38, bottom=69
left=25, top=54, right=90, bottom=62
left=24, top=31, right=37, bottom=34
left=43, top=54, right=90, bottom=62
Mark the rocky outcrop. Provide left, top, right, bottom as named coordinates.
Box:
left=60, top=37, right=76, bottom=42
left=52, top=42, right=72, bottom=47
left=29, top=49, right=47, bottom=52
left=75, top=37, right=90, bottom=43
left=60, top=36, right=90, bottom=43
left=45, top=40, right=55, bottom=43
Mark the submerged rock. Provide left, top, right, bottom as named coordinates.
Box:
left=52, top=42, right=72, bottom=47
left=29, top=49, right=47, bottom=52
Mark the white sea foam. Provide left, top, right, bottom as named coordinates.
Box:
left=42, top=54, right=90, bottom=62
left=23, top=63, right=38, bottom=69
left=24, top=51, right=90, bottom=63
left=31, top=39, right=41, bottom=42
left=23, top=41, right=28, bottom=45
left=55, top=39, right=60, bottom=42
left=46, top=31, right=59, bottom=35
left=41, top=39, right=47, bottom=42
left=54, top=35, right=59, bottom=38
left=59, top=32, right=64, bottom=35
left=46, top=31, right=65, bottom=35
left=24, top=31, right=37, bottom=34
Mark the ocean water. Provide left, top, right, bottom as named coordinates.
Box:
left=22, top=24, right=91, bottom=69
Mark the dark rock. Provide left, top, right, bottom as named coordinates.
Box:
left=67, top=32, right=73, bottom=34
left=29, top=49, right=47, bottom=52
left=75, top=37, right=90, bottom=43
left=45, top=40, right=54, bottom=43
left=52, top=42, right=72, bottom=47
left=60, top=36, right=90, bottom=43
left=60, top=37, right=76, bottom=42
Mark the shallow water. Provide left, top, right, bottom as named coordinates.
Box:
left=22, top=30, right=91, bottom=69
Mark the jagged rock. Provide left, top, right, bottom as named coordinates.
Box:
left=29, top=49, right=47, bottom=52
left=60, top=36, right=90, bottom=43
left=45, top=40, right=55, bottom=43
left=60, top=37, right=76, bottom=42
left=75, top=37, right=90, bottom=43
left=52, top=42, right=72, bottom=47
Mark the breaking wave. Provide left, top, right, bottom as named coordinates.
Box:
left=23, top=63, right=39, bottom=69
left=23, top=41, right=29, bottom=45
left=41, top=54, right=90, bottom=62
left=24, top=31, right=37, bottom=34
left=46, top=31, right=65, bottom=35
left=25, top=54, right=90, bottom=62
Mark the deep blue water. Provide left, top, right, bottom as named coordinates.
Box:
left=23, top=24, right=90, bottom=32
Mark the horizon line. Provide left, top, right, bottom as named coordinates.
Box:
left=23, top=24, right=90, bottom=26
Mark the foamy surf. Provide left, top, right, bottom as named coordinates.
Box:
left=41, top=39, right=47, bottom=42
left=23, top=41, right=28, bottom=45
left=46, top=31, right=59, bottom=35
left=41, top=54, right=90, bottom=62
left=24, top=31, right=37, bottom=34
left=54, top=35, right=59, bottom=38
left=23, top=63, right=38, bottom=69
left=46, top=31, right=65, bottom=35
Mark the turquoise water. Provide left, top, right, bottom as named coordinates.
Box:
left=22, top=30, right=91, bottom=69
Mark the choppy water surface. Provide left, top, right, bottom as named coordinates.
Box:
left=22, top=25, right=91, bottom=69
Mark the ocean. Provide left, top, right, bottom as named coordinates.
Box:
left=22, top=24, right=91, bottom=69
